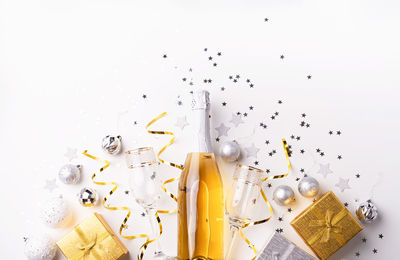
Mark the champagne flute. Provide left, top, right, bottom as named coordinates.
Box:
left=125, top=147, right=173, bottom=260
left=225, top=164, right=264, bottom=260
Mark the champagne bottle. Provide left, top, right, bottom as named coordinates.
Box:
left=178, top=90, right=224, bottom=260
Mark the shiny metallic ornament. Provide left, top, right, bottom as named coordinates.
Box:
left=219, top=141, right=240, bottom=162
left=356, top=201, right=378, bottom=223
left=58, top=164, right=81, bottom=184
left=102, top=135, right=122, bottom=155
left=298, top=176, right=320, bottom=197
left=273, top=185, right=295, bottom=206
left=78, top=187, right=98, bottom=207
left=24, top=234, right=57, bottom=260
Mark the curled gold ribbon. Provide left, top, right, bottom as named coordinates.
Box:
left=82, top=150, right=159, bottom=260
left=307, top=209, right=347, bottom=245
left=240, top=139, right=292, bottom=260
left=146, top=112, right=183, bottom=205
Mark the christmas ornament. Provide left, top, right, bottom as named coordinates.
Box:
left=39, top=195, right=71, bottom=227
left=298, top=176, right=320, bottom=198
left=58, top=164, right=81, bottom=184
left=219, top=141, right=240, bottom=162
left=101, top=135, right=122, bottom=155
left=356, top=200, right=378, bottom=223
left=273, top=185, right=295, bottom=206
left=77, top=187, right=98, bottom=207
left=24, top=234, right=57, bottom=260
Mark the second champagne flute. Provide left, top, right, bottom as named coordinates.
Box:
left=126, top=147, right=173, bottom=260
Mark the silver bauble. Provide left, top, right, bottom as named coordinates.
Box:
left=273, top=185, right=295, bottom=206
left=219, top=141, right=240, bottom=162
left=78, top=187, right=98, bottom=207
left=298, top=176, right=320, bottom=197
left=356, top=201, right=378, bottom=223
left=39, top=195, right=72, bottom=227
left=102, top=135, right=122, bottom=155
left=24, top=234, right=57, bottom=260
left=58, top=164, right=81, bottom=184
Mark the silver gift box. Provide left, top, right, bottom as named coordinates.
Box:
left=256, top=232, right=317, bottom=260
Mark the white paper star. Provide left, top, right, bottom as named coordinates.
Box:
left=244, top=143, right=260, bottom=158
left=335, top=178, right=351, bottom=192
left=44, top=179, right=58, bottom=192
left=215, top=123, right=230, bottom=137
left=175, top=116, right=189, bottom=130
left=229, top=113, right=244, bottom=127
left=317, top=163, right=333, bottom=178
left=64, top=147, right=77, bottom=161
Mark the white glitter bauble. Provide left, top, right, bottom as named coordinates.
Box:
left=219, top=141, right=241, bottom=162
left=58, top=164, right=81, bottom=184
left=39, top=195, right=71, bottom=227
left=24, top=234, right=57, bottom=260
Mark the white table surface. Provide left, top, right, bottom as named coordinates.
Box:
left=1, top=0, right=399, bottom=259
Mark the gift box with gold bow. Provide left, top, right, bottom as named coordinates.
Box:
left=57, top=213, right=128, bottom=260
left=290, top=191, right=363, bottom=260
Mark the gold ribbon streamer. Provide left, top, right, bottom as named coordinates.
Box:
left=82, top=150, right=160, bottom=260
left=146, top=112, right=183, bottom=205
left=240, top=139, right=292, bottom=260
left=307, top=209, right=347, bottom=245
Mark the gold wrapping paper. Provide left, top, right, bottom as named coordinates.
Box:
left=291, top=191, right=363, bottom=260
left=57, top=213, right=128, bottom=260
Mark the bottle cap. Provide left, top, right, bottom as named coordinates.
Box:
left=191, top=90, right=210, bottom=110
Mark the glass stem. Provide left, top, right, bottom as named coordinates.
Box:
left=145, top=207, right=163, bottom=254
left=226, top=226, right=240, bottom=260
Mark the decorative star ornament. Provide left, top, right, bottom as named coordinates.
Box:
left=175, top=116, right=189, bottom=130
left=317, top=163, right=333, bottom=178
left=44, top=179, right=58, bottom=192
left=215, top=123, right=230, bottom=137
left=64, top=147, right=77, bottom=161
left=244, top=143, right=260, bottom=158
left=229, top=113, right=244, bottom=127
left=335, top=177, right=351, bottom=192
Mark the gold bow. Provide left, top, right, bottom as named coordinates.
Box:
left=308, top=209, right=347, bottom=244
left=77, top=233, right=97, bottom=259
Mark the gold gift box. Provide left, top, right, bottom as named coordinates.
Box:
left=57, top=213, right=128, bottom=260
left=291, top=191, right=363, bottom=260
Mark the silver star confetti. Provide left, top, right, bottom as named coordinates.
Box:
left=229, top=113, right=244, bottom=127
left=43, top=179, right=58, bottom=192
left=335, top=177, right=351, bottom=192
left=215, top=123, right=230, bottom=137
left=244, top=143, right=260, bottom=158
left=64, top=147, right=77, bottom=161
left=317, top=163, right=333, bottom=178
left=175, top=116, right=189, bottom=130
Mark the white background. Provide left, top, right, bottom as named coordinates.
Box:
left=1, top=0, right=400, bottom=259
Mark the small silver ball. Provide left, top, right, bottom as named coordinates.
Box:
left=102, top=135, right=122, bottom=155
left=24, top=234, right=57, bottom=260
left=219, top=141, right=240, bottom=162
left=78, top=187, right=98, bottom=207
left=273, top=185, right=295, bottom=206
left=356, top=201, right=378, bottom=223
left=58, top=164, right=81, bottom=184
left=298, top=176, right=320, bottom=197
